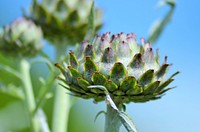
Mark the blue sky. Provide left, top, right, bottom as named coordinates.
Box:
left=0, top=0, right=200, bottom=131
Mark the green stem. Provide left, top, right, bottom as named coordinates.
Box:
left=19, top=58, right=40, bottom=132
left=52, top=44, right=71, bottom=132
left=105, top=104, right=122, bottom=132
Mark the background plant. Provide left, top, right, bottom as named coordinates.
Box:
left=0, top=0, right=199, bottom=132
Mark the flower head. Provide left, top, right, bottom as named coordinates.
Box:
left=29, top=0, right=102, bottom=44
left=0, top=18, right=43, bottom=57
left=56, top=32, right=179, bottom=104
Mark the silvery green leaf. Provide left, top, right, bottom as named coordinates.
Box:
left=118, top=111, right=138, bottom=132
left=88, top=85, right=138, bottom=132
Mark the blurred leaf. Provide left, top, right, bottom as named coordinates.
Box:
left=30, top=58, right=54, bottom=73
left=0, top=84, right=24, bottom=100
left=0, top=53, right=21, bottom=85
left=30, top=51, right=56, bottom=115
left=148, top=0, right=176, bottom=44
left=31, top=51, right=55, bottom=72
left=88, top=0, right=95, bottom=33
left=39, top=51, right=51, bottom=61
left=84, top=0, right=95, bottom=40
left=0, top=52, right=17, bottom=67
left=33, top=76, right=55, bottom=115
left=0, top=64, right=21, bottom=79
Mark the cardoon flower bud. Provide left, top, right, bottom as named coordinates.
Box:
left=55, top=32, right=179, bottom=104
left=0, top=18, right=43, bottom=57
left=29, top=0, right=102, bottom=44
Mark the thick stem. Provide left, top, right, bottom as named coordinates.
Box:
left=20, top=58, right=40, bottom=132
left=52, top=44, right=71, bottom=132
left=105, top=104, right=122, bottom=132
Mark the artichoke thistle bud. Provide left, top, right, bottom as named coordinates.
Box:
left=29, top=0, right=102, bottom=45
left=56, top=32, right=179, bottom=104
left=0, top=18, right=43, bottom=57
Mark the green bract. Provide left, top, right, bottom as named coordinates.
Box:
left=30, top=0, right=102, bottom=44
left=0, top=18, right=43, bottom=57
left=56, top=32, right=179, bottom=103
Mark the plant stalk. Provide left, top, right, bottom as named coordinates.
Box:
left=104, top=104, right=122, bottom=132
left=20, top=58, right=40, bottom=132
left=52, top=44, right=70, bottom=132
